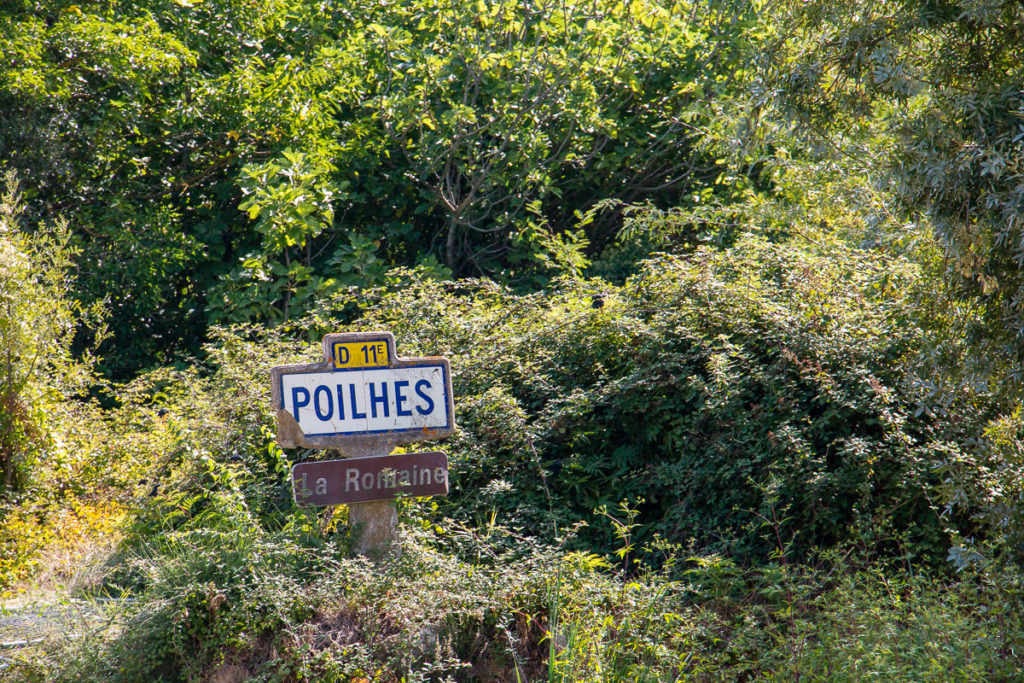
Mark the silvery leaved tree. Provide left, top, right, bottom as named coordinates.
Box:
left=762, top=0, right=1024, bottom=380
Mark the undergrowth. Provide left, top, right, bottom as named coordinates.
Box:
left=6, top=526, right=1024, bottom=682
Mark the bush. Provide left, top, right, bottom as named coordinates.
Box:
left=0, top=172, right=114, bottom=590
left=106, top=231, right=1008, bottom=566
left=69, top=227, right=1017, bottom=573
left=330, top=233, right=1004, bottom=564
left=5, top=231, right=1020, bottom=678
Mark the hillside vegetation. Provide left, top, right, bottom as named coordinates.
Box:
left=3, top=0, right=1024, bottom=680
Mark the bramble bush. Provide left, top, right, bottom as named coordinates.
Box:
left=7, top=230, right=1022, bottom=679
left=84, top=229, right=1022, bottom=572
left=337, top=233, right=1005, bottom=564
left=110, top=229, right=1017, bottom=567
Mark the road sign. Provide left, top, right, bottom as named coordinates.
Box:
left=293, top=451, right=448, bottom=506
left=271, top=332, right=455, bottom=451
left=272, top=331, right=456, bottom=558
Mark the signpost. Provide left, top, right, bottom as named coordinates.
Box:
left=271, top=332, right=455, bottom=557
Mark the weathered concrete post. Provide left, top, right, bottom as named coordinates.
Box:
left=271, top=332, right=455, bottom=559
left=348, top=500, right=399, bottom=558
left=334, top=443, right=400, bottom=559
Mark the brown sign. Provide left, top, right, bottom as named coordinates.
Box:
left=292, top=451, right=449, bottom=506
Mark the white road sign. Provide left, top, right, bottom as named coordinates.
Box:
left=279, top=364, right=450, bottom=437
left=271, top=332, right=455, bottom=449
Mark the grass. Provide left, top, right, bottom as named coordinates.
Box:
left=1, top=519, right=1022, bottom=682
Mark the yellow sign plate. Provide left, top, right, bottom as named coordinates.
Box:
left=332, top=339, right=389, bottom=369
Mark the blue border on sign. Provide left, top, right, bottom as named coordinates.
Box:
left=277, top=361, right=453, bottom=438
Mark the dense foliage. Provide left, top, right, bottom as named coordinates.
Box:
left=15, top=231, right=1006, bottom=572
left=4, top=0, right=1024, bottom=679
left=343, top=234, right=1014, bottom=564
left=0, top=0, right=755, bottom=376
left=5, top=249, right=1024, bottom=677
left=6, top=243, right=1024, bottom=678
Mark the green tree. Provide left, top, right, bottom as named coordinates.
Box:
left=351, top=0, right=751, bottom=271
left=1, top=0, right=757, bottom=374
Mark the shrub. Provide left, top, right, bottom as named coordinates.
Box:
left=82, top=228, right=1016, bottom=570
left=334, top=233, right=1001, bottom=564
left=118, top=231, right=1006, bottom=566
left=0, top=172, right=111, bottom=590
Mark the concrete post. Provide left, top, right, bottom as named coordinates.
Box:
left=337, top=446, right=400, bottom=560
left=348, top=499, right=399, bottom=559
